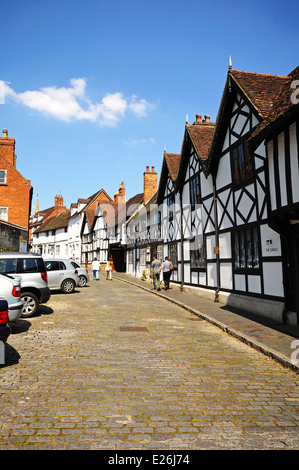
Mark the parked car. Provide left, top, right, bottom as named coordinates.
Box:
left=0, top=273, right=23, bottom=322
left=70, top=261, right=89, bottom=287
left=44, top=259, right=80, bottom=293
left=0, top=298, right=11, bottom=344
left=0, top=253, right=51, bottom=318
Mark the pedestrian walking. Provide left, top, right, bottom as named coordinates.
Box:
left=161, top=256, right=173, bottom=290
left=92, top=257, right=100, bottom=280
left=106, top=257, right=114, bottom=280
left=151, top=256, right=162, bottom=291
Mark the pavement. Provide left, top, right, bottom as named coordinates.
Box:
left=112, top=272, right=299, bottom=374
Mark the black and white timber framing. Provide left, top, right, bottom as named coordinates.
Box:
left=125, top=65, right=299, bottom=325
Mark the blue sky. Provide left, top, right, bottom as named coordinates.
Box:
left=1, top=0, right=298, bottom=212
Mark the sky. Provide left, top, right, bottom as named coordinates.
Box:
left=0, top=0, right=298, bottom=213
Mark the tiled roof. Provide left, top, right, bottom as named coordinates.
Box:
left=249, top=66, right=299, bottom=144
left=35, top=210, right=71, bottom=233
left=85, top=209, right=96, bottom=229
left=185, top=122, right=215, bottom=161
left=205, top=67, right=292, bottom=174
left=164, top=153, right=181, bottom=181
left=229, top=69, right=289, bottom=118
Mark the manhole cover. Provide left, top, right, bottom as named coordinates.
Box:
left=120, top=326, right=149, bottom=332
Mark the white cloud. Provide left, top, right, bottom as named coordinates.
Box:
left=123, top=137, right=156, bottom=145
left=0, top=78, right=156, bottom=126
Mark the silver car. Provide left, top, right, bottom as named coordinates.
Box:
left=0, top=273, right=23, bottom=322
left=70, top=261, right=90, bottom=287
left=44, top=259, right=80, bottom=293
left=0, top=252, right=51, bottom=318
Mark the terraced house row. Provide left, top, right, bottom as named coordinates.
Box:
left=29, top=63, right=299, bottom=326
left=126, top=64, right=299, bottom=327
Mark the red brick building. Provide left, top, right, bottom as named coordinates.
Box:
left=0, top=129, right=33, bottom=232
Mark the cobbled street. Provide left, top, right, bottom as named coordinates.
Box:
left=0, top=276, right=299, bottom=450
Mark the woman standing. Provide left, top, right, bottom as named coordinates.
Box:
left=106, top=257, right=114, bottom=280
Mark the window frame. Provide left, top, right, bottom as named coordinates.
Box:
left=0, top=170, right=7, bottom=184
left=231, top=141, right=254, bottom=185
left=190, top=174, right=200, bottom=211
left=233, top=227, right=260, bottom=272
left=0, top=206, right=8, bottom=221
left=167, top=194, right=175, bottom=221
left=168, top=242, right=177, bottom=268
left=190, top=236, right=206, bottom=270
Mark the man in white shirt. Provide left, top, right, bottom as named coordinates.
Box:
left=92, top=257, right=100, bottom=280
left=161, top=256, right=173, bottom=290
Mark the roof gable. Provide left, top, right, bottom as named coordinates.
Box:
left=205, top=68, right=289, bottom=175
left=176, top=119, right=215, bottom=186
left=156, top=152, right=181, bottom=204
left=0, top=153, right=32, bottom=187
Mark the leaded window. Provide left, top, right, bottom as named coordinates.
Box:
left=190, top=174, right=200, bottom=211
left=168, top=243, right=177, bottom=267
left=232, top=142, right=254, bottom=184
left=234, top=228, right=259, bottom=269
left=190, top=236, right=206, bottom=269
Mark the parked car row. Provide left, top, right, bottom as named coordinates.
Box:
left=0, top=253, right=90, bottom=343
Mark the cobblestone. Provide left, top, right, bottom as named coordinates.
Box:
left=0, top=275, right=298, bottom=450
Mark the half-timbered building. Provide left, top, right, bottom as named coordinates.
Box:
left=125, top=65, right=299, bottom=325
left=200, top=67, right=291, bottom=321
left=249, top=66, right=299, bottom=324
left=175, top=115, right=215, bottom=291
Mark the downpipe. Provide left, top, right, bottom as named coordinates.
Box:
left=213, top=178, right=220, bottom=303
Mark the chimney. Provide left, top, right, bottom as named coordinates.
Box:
left=143, top=166, right=157, bottom=203
left=203, top=115, right=211, bottom=123
left=114, top=182, right=126, bottom=204
left=55, top=195, right=64, bottom=207
left=0, top=129, right=17, bottom=166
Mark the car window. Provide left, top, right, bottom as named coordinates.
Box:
left=46, top=261, right=60, bottom=271
left=17, top=258, right=39, bottom=273
left=59, top=262, right=66, bottom=270
left=71, top=261, right=80, bottom=269
left=0, top=258, right=17, bottom=274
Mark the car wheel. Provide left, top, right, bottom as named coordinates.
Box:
left=78, top=275, right=87, bottom=287
left=21, top=292, right=39, bottom=317
left=61, top=279, right=75, bottom=293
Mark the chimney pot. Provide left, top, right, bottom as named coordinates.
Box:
left=151, top=166, right=155, bottom=172
left=203, top=115, right=210, bottom=123
left=146, top=166, right=149, bottom=172
left=196, top=114, right=202, bottom=123
left=3, top=129, right=8, bottom=137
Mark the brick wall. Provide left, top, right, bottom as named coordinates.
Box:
left=0, top=129, right=32, bottom=231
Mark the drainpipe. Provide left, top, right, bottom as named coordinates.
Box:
left=213, top=177, right=220, bottom=302
left=180, top=190, right=184, bottom=292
